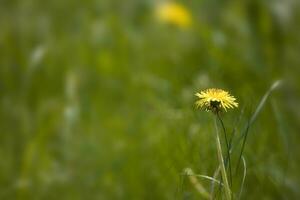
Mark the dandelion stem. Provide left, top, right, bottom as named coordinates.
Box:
left=214, top=117, right=231, bottom=200
left=217, top=112, right=233, bottom=188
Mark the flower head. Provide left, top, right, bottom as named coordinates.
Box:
left=156, top=2, right=192, bottom=28
left=195, top=88, right=238, bottom=113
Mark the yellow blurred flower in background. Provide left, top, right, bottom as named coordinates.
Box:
left=156, top=2, right=192, bottom=28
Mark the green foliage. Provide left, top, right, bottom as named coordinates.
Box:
left=0, top=0, right=300, bottom=199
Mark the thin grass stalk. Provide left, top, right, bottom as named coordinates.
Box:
left=215, top=176, right=223, bottom=200
left=217, top=113, right=232, bottom=187
left=238, top=156, right=247, bottom=200
left=235, top=119, right=250, bottom=174
left=236, top=80, right=281, bottom=172
left=217, top=122, right=241, bottom=200
left=214, top=117, right=231, bottom=200
left=224, top=107, right=244, bottom=176
left=228, top=107, right=245, bottom=152
left=184, top=168, right=211, bottom=199
left=210, top=165, right=221, bottom=197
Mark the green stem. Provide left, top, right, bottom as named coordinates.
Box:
left=214, top=117, right=231, bottom=200
left=217, top=113, right=233, bottom=188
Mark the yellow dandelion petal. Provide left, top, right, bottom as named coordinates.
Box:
left=156, top=2, right=192, bottom=28
left=195, top=88, right=238, bottom=113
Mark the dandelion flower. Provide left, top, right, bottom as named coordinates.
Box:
left=195, top=88, right=238, bottom=112
left=156, top=2, right=192, bottom=28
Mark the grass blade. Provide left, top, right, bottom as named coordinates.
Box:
left=238, top=156, right=247, bottom=200
left=215, top=117, right=231, bottom=200
left=236, top=80, right=282, bottom=172
left=210, top=165, right=221, bottom=197
left=184, top=168, right=211, bottom=199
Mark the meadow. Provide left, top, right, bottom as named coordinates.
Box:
left=0, top=0, right=300, bottom=199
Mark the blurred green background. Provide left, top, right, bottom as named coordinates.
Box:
left=1, top=0, right=300, bottom=199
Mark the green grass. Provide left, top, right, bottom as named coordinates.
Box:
left=0, top=0, right=300, bottom=199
